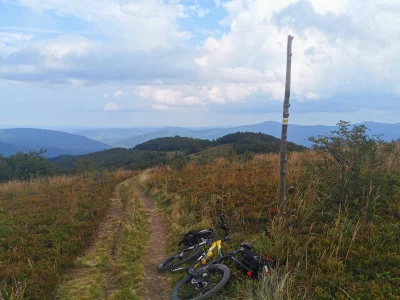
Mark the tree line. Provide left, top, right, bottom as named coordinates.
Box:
left=0, top=149, right=53, bottom=181
left=2, top=126, right=395, bottom=182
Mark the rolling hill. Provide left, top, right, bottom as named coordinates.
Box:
left=74, top=128, right=160, bottom=146
left=0, top=141, right=25, bottom=156
left=0, top=128, right=111, bottom=157
left=51, top=132, right=306, bottom=172
left=76, top=121, right=400, bottom=148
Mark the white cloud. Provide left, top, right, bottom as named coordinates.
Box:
left=190, top=0, right=400, bottom=111
left=113, top=90, right=123, bottom=98
left=308, top=0, right=348, bottom=14
left=2, top=0, right=400, bottom=118
left=213, top=0, right=222, bottom=7
left=0, top=32, right=32, bottom=57
left=136, top=84, right=269, bottom=109
left=304, top=92, right=320, bottom=101
left=5, top=0, right=204, bottom=49
left=104, top=101, right=119, bottom=111
left=137, top=86, right=183, bottom=106
left=187, top=5, right=210, bottom=17
left=41, top=35, right=92, bottom=59
left=131, top=0, right=400, bottom=112
left=0, top=32, right=32, bottom=44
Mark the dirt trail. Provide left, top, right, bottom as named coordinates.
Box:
left=133, top=179, right=170, bottom=300
left=57, top=177, right=169, bottom=300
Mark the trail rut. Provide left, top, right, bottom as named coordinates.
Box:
left=57, top=177, right=169, bottom=300
left=133, top=180, right=169, bottom=300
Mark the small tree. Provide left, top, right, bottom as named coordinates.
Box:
left=8, top=149, right=53, bottom=180
left=309, top=121, right=381, bottom=202
left=73, top=158, right=98, bottom=175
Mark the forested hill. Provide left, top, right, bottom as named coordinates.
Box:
left=214, top=132, right=305, bottom=154
left=51, top=132, right=306, bottom=172
left=134, top=136, right=212, bottom=153
left=51, top=148, right=168, bottom=172
left=134, top=132, right=306, bottom=154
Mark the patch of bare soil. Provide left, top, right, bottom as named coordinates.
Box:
left=133, top=180, right=169, bottom=300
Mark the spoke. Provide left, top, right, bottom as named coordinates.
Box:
left=186, top=286, right=201, bottom=297
left=178, top=268, right=225, bottom=299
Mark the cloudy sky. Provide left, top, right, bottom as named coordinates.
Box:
left=1, top=0, right=399, bottom=127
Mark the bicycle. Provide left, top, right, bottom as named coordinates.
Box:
left=170, top=215, right=277, bottom=300
left=170, top=215, right=231, bottom=300
left=157, top=228, right=214, bottom=272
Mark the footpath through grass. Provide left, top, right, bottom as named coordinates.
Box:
left=57, top=178, right=149, bottom=300
left=0, top=171, right=131, bottom=299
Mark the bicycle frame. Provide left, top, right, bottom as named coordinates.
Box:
left=171, top=240, right=222, bottom=273
left=193, top=239, right=223, bottom=268
left=179, top=240, right=207, bottom=257
left=171, top=214, right=230, bottom=274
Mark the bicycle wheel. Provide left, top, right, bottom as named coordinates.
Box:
left=158, top=246, right=203, bottom=272
left=171, top=264, right=231, bottom=300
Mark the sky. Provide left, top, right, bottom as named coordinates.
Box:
left=1, top=0, right=400, bottom=127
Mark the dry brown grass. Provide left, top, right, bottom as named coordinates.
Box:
left=0, top=175, right=77, bottom=193
left=145, top=148, right=400, bottom=299
left=0, top=170, right=132, bottom=300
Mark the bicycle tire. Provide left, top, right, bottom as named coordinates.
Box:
left=171, top=264, right=230, bottom=300
left=158, top=246, right=203, bottom=272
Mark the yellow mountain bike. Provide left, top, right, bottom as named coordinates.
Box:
left=169, top=215, right=277, bottom=300
left=170, top=215, right=231, bottom=300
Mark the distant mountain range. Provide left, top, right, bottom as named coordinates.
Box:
left=75, top=121, right=400, bottom=148
left=1, top=121, right=399, bottom=158
left=0, top=128, right=110, bottom=158
left=74, top=128, right=160, bottom=146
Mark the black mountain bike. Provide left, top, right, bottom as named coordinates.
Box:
left=169, top=215, right=277, bottom=300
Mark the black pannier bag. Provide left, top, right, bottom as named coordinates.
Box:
left=237, top=244, right=277, bottom=277
left=179, top=229, right=214, bottom=247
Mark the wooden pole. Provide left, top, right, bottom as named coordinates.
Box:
left=279, top=35, right=294, bottom=202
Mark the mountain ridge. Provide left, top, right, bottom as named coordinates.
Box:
left=2, top=121, right=399, bottom=157
left=78, top=121, right=399, bottom=148
left=0, top=128, right=111, bottom=158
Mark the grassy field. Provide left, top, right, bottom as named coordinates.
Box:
left=0, top=171, right=131, bottom=299
left=144, top=145, right=400, bottom=299
left=57, top=178, right=149, bottom=300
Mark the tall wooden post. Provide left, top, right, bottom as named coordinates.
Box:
left=279, top=35, right=294, bottom=202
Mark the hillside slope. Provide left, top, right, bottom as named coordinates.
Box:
left=115, top=128, right=196, bottom=148
left=88, top=121, right=400, bottom=148
left=74, top=128, right=158, bottom=145
left=144, top=144, right=400, bottom=299
left=52, top=132, right=306, bottom=172
left=0, top=141, right=25, bottom=156
left=0, top=128, right=111, bottom=157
